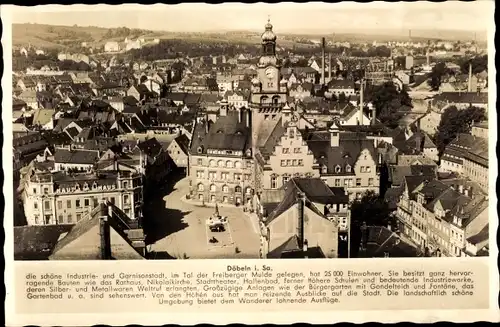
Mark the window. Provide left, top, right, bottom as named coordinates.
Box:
left=58, top=215, right=64, bottom=224
left=283, top=176, right=290, bottom=185
left=226, top=161, right=233, bottom=168
left=271, top=176, right=277, bottom=189
left=298, top=159, right=303, bottom=166
left=335, top=165, right=341, bottom=173
left=84, top=199, right=90, bottom=207
left=93, top=198, right=99, bottom=207
left=44, top=187, right=49, bottom=194
left=235, top=161, right=242, bottom=169
left=197, top=170, right=205, bottom=179
left=110, top=197, right=115, bottom=205
left=75, top=214, right=80, bottom=222
left=33, top=188, right=37, bottom=194
left=281, top=160, right=286, bottom=167
left=366, top=166, right=372, bottom=173
left=34, top=202, right=38, bottom=210
left=244, top=174, right=251, bottom=181
left=44, top=201, right=50, bottom=210
left=223, top=196, right=228, bottom=203
left=67, top=200, right=71, bottom=209
left=208, top=171, right=216, bottom=180
left=57, top=201, right=62, bottom=210
left=346, top=165, right=352, bottom=173
left=360, top=166, right=365, bottom=173
left=197, top=158, right=203, bottom=166
left=210, top=184, right=217, bottom=192
left=289, top=129, right=295, bottom=139
left=335, top=179, right=341, bottom=187
left=294, top=148, right=302, bottom=154
left=197, top=183, right=204, bottom=192
left=286, top=159, right=292, bottom=166
left=293, top=159, right=298, bottom=166
left=221, top=172, right=229, bottom=180
left=368, top=178, right=374, bottom=186
left=235, top=186, right=242, bottom=193
left=282, top=148, right=289, bottom=154
left=198, top=194, right=204, bottom=201
left=218, top=160, right=224, bottom=167
left=222, top=185, right=229, bottom=193
left=209, top=160, right=215, bottom=167
left=356, top=178, right=362, bottom=186
left=245, top=187, right=252, bottom=195
left=34, top=215, right=39, bottom=224
left=123, top=181, right=128, bottom=189
left=234, top=173, right=242, bottom=181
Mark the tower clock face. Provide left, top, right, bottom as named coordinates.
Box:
left=265, top=68, right=275, bottom=79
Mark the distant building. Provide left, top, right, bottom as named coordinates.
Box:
left=104, top=41, right=121, bottom=53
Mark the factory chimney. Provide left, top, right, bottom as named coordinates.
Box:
left=328, top=52, right=332, bottom=82
left=321, top=37, right=326, bottom=85
left=359, top=78, right=364, bottom=125
left=468, top=62, right=473, bottom=92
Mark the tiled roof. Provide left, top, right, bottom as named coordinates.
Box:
left=307, top=138, right=376, bottom=174
left=173, top=134, right=190, bottom=154
left=190, top=110, right=251, bottom=154
left=54, top=148, right=100, bottom=165
left=432, top=92, right=488, bottom=104
left=50, top=202, right=144, bottom=260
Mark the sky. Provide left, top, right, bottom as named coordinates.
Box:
left=7, top=2, right=493, bottom=34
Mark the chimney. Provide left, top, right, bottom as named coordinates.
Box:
left=359, top=79, right=364, bottom=125
left=370, top=103, right=376, bottom=125
left=321, top=37, right=326, bottom=85
left=468, top=62, right=472, bottom=92
left=360, top=221, right=368, bottom=251
left=329, top=124, right=339, bottom=147
left=303, top=239, right=309, bottom=259
left=297, top=192, right=305, bottom=250
left=246, top=108, right=251, bottom=128
left=328, top=53, right=332, bottom=82
left=100, top=207, right=112, bottom=260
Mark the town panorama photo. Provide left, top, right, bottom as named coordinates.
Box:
left=11, top=3, right=490, bottom=261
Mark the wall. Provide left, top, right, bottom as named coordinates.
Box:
left=264, top=125, right=317, bottom=189
left=267, top=204, right=338, bottom=258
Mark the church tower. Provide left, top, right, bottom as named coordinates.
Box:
left=250, top=19, right=288, bottom=150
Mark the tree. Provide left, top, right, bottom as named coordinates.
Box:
left=427, top=62, right=448, bottom=91
left=459, top=55, right=487, bottom=74
left=435, top=105, right=486, bottom=155
left=365, top=81, right=410, bottom=126
left=349, top=191, right=392, bottom=258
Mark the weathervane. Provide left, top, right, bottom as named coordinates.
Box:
left=268, top=15, right=270, bottom=23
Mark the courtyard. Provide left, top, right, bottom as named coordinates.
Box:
left=143, top=174, right=261, bottom=259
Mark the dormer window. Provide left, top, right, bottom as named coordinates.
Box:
left=335, top=165, right=342, bottom=173
left=321, top=165, right=328, bottom=174
left=346, top=165, right=352, bottom=173
left=197, top=146, right=203, bottom=154
left=217, top=129, right=224, bottom=134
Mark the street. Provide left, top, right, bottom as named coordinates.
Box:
left=143, top=173, right=261, bottom=259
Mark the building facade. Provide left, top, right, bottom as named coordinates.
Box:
left=21, top=168, right=143, bottom=226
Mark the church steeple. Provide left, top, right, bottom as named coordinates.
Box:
left=259, top=18, right=279, bottom=68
